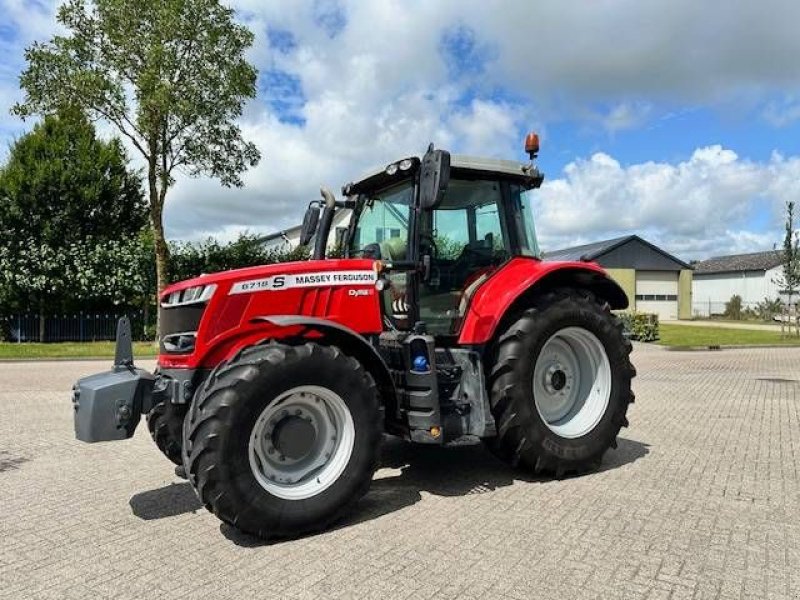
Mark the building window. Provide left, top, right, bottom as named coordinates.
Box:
left=635, top=294, right=678, bottom=301
left=375, top=227, right=402, bottom=243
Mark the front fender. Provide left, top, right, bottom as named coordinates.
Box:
left=251, top=315, right=397, bottom=404
left=457, top=257, right=628, bottom=345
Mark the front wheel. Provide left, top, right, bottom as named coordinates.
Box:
left=146, top=401, right=187, bottom=465
left=487, top=289, right=635, bottom=475
left=183, top=342, right=382, bottom=538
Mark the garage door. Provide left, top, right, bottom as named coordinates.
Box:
left=635, top=271, right=679, bottom=320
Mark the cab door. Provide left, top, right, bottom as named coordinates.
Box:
left=417, top=179, right=511, bottom=336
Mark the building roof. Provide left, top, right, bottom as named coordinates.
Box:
left=260, top=224, right=301, bottom=243
left=693, top=250, right=783, bottom=274
left=543, top=236, right=631, bottom=262
left=543, top=235, right=692, bottom=269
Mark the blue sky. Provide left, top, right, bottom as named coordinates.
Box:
left=2, top=0, right=800, bottom=260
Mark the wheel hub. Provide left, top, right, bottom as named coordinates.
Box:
left=550, top=369, right=566, bottom=391
left=271, top=415, right=316, bottom=461
left=544, top=364, right=569, bottom=393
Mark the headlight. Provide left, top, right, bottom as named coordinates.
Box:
left=161, top=284, right=216, bottom=308
left=161, top=332, right=197, bottom=353
left=399, top=158, right=413, bottom=171
left=385, top=162, right=398, bottom=175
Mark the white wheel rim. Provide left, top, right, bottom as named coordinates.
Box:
left=533, top=327, right=612, bottom=439
left=248, top=385, right=355, bottom=500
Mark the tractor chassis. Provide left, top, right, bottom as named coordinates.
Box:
left=72, top=318, right=494, bottom=447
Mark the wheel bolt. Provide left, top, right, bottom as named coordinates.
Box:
left=295, top=409, right=302, bottom=416
left=279, top=455, right=286, bottom=462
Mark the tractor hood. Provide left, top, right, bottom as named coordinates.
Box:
left=158, top=258, right=383, bottom=369
left=160, top=258, right=378, bottom=302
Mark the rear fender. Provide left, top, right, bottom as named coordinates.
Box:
left=457, top=258, right=628, bottom=345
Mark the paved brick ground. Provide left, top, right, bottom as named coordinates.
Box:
left=1, top=345, right=800, bottom=599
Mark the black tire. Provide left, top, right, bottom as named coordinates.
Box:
left=147, top=401, right=188, bottom=466
left=487, top=288, right=635, bottom=476
left=183, top=342, right=382, bottom=539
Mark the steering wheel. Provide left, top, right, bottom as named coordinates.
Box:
left=350, top=243, right=381, bottom=259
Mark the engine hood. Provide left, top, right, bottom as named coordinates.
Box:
left=161, top=258, right=377, bottom=299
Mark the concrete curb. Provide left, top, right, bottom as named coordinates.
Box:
left=661, top=344, right=800, bottom=351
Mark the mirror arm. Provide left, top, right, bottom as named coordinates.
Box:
left=313, top=187, right=338, bottom=260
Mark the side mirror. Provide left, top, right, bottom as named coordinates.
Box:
left=419, top=144, right=450, bottom=209
left=299, top=203, right=320, bottom=246
left=362, top=243, right=381, bottom=259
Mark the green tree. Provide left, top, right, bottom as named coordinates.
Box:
left=773, top=203, right=800, bottom=298
left=12, top=0, right=261, bottom=333
left=0, top=108, right=146, bottom=339
left=773, top=201, right=800, bottom=336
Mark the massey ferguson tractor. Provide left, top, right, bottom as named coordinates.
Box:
left=73, top=136, right=635, bottom=539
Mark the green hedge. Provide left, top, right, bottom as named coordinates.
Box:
left=618, top=311, right=659, bottom=342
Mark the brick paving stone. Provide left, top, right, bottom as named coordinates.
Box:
left=1, top=345, right=800, bottom=598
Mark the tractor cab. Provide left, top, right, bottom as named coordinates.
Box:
left=304, top=143, right=545, bottom=337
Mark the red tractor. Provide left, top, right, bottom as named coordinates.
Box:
left=73, top=137, right=635, bottom=539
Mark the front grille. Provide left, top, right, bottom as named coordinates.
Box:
left=159, top=304, right=206, bottom=354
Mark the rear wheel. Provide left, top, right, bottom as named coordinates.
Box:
left=183, top=342, right=382, bottom=538
left=488, top=289, right=635, bottom=475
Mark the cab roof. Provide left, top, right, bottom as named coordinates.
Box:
left=344, top=154, right=543, bottom=196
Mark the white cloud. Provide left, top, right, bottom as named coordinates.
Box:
left=762, top=96, right=800, bottom=127
left=599, top=102, right=653, bottom=134
left=3, top=0, right=800, bottom=258
left=467, top=0, right=800, bottom=102
left=535, top=145, right=800, bottom=260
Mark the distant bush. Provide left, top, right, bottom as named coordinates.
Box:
left=168, top=234, right=310, bottom=282
left=724, top=294, right=743, bottom=320
left=756, top=297, right=783, bottom=322
left=619, top=311, right=659, bottom=342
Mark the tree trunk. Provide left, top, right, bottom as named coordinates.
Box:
left=39, top=307, right=45, bottom=342
left=148, top=158, right=169, bottom=338
left=142, top=300, right=150, bottom=340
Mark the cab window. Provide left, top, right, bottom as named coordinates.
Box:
left=348, top=182, right=412, bottom=261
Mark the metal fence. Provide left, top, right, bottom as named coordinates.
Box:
left=3, top=311, right=152, bottom=343
left=693, top=301, right=755, bottom=318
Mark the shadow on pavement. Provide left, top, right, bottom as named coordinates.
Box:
left=220, top=436, right=649, bottom=547
left=598, top=436, right=651, bottom=473
left=0, top=450, right=30, bottom=473
left=129, top=481, right=202, bottom=520
left=128, top=438, right=648, bottom=539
